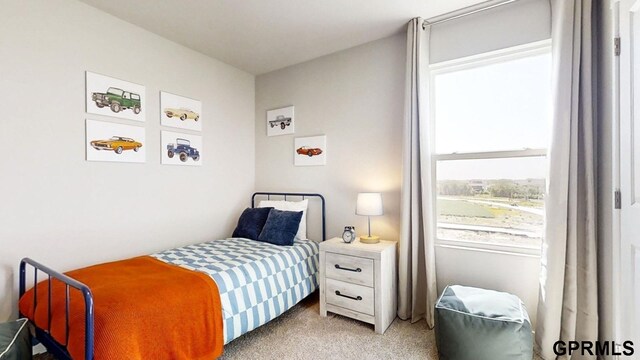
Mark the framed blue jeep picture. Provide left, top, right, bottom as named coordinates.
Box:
left=161, top=131, right=202, bottom=166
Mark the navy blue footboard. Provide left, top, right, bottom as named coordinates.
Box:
left=19, top=258, right=94, bottom=360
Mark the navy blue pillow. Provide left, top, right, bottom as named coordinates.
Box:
left=232, top=207, right=273, bottom=240
left=258, top=209, right=303, bottom=246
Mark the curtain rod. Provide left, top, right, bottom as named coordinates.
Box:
left=422, top=0, right=517, bottom=29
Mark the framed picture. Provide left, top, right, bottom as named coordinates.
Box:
left=86, top=119, right=145, bottom=163
left=86, top=72, right=146, bottom=122
left=267, top=106, right=294, bottom=136
left=160, top=91, right=202, bottom=131
left=294, top=135, right=326, bottom=166
left=161, top=131, right=202, bottom=166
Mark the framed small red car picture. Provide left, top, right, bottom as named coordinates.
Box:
left=294, top=135, right=326, bottom=166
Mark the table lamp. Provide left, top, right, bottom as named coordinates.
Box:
left=356, top=192, right=383, bottom=244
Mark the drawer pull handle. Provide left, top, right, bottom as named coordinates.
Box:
left=335, top=264, right=362, bottom=272
left=335, top=290, right=362, bottom=301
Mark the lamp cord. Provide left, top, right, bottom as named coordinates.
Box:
left=368, top=216, right=371, bottom=237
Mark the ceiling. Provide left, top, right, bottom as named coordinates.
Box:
left=79, top=0, right=487, bottom=75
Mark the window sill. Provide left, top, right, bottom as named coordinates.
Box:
left=435, top=238, right=542, bottom=258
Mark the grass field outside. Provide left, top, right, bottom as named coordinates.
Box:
left=438, top=199, right=494, bottom=218
left=449, top=195, right=544, bottom=209
left=437, top=195, right=543, bottom=247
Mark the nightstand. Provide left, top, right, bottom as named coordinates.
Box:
left=319, top=237, right=397, bottom=334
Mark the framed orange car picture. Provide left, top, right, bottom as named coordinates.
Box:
left=294, top=135, right=326, bottom=166
left=86, top=119, right=146, bottom=163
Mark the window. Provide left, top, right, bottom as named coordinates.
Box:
left=431, top=41, right=551, bottom=250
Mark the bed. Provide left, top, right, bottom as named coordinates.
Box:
left=18, top=192, right=326, bottom=360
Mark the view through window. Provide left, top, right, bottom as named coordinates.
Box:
left=432, top=44, right=551, bottom=248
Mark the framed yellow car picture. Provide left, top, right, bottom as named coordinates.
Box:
left=160, top=91, right=202, bottom=132
left=86, top=119, right=146, bottom=163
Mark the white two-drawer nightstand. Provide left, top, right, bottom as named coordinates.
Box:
left=319, top=237, right=397, bottom=334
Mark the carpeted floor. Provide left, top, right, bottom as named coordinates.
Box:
left=221, top=292, right=436, bottom=360
left=35, top=292, right=543, bottom=359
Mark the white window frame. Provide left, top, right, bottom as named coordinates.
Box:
left=429, top=39, right=552, bottom=256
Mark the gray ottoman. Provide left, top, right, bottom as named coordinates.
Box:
left=435, top=285, right=533, bottom=360
left=0, top=319, right=31, bottom=360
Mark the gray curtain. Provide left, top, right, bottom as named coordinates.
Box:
left=398, top=18, right=438, bottom=328
left=535, top=1, right=598, bottom=359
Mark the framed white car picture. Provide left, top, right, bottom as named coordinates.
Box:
left=160, top=91, right=202, bottom=131
left=86, top=71, right=146, bottom=122
left=267, top=106, right=294, bottom=136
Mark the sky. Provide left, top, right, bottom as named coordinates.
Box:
left=434, top=51, right=552, bottom=181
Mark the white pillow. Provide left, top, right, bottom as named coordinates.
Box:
left=259, top=199, right=308, bottom=240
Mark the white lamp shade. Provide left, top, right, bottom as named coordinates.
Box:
left=356, top=193, right=383, bottom=216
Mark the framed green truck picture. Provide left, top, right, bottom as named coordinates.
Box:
left=86, top=71, right=146, bottom=122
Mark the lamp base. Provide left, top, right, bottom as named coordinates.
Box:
left=359, top=235, right=380, bottom=244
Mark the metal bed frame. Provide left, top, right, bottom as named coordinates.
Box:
left=19, top=259, right=94, bottom=360
left=251, top=192, right=326, bottom=241
left=19, top=191, right=326, bottom=360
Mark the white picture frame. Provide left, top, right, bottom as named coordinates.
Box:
left=160, top=91, right=202, bottom=131
left=294, top=135, right=326, bottom=166
left=267, top=106, right=295, bottom=136
left=161, top=131, right=202, bottom=166
left=86, top=119, right=146, bottom=163
left=85, top=71, right=146, bottom=122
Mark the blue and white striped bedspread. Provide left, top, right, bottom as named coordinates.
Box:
left=152, top=238, right=319, bottom=344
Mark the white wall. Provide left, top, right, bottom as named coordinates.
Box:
left=0, top=0, right=255, bottom=321
left=255, top=34, right=406, bottom=242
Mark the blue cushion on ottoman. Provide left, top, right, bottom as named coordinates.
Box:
left=435, top=285, right=533, bottom=360
left=0, top=318, right=31, bottom=360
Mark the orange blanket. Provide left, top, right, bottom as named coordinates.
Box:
left=19, top=256, right=223, bottom=360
